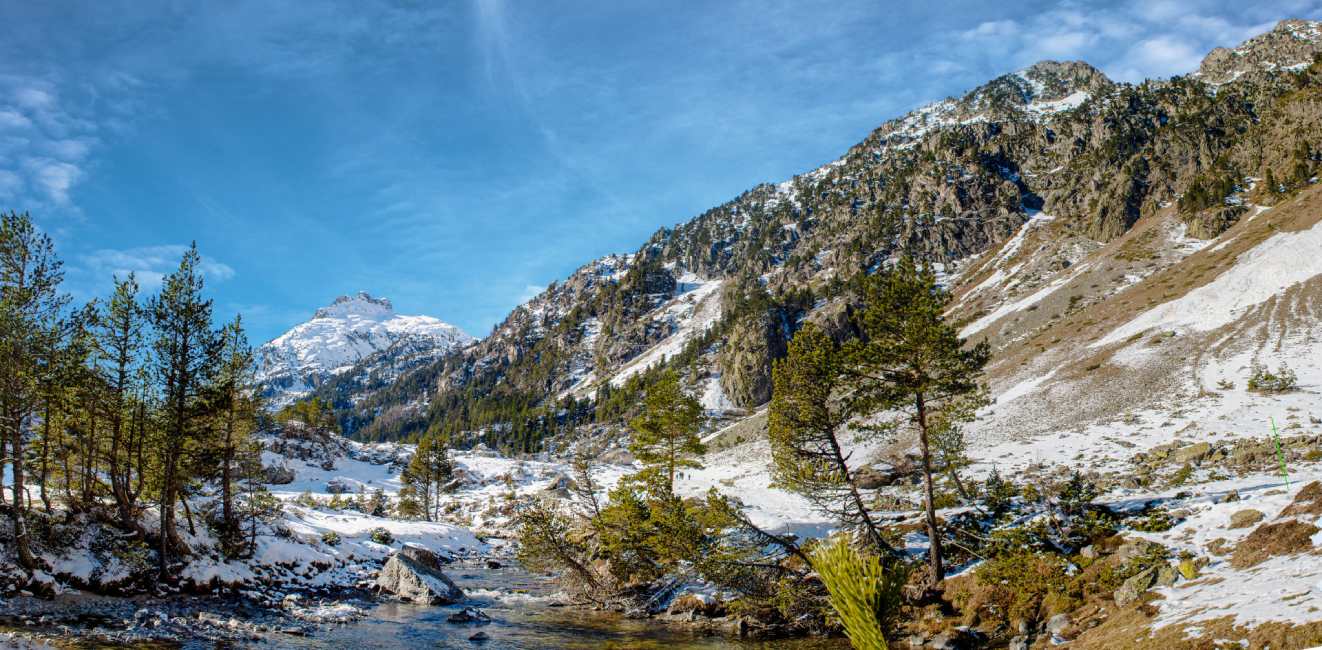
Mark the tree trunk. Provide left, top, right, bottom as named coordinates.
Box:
left=825, top=426, right=898, bottom=558
left=159, top=446, right=178, bottom=581
left=916, top=392, right=943, bottom=586
left=38, top=405, right=51, bottom=514
left=9, top=408, right=37, bottom=572
left=221, top=405, right=235, bottom=547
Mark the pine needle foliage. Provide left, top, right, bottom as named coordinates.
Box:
left=811, top=535, right=907, bottom=650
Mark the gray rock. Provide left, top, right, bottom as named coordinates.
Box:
left=855, top=465, right=900, bottom=489
left=1113, top=537, right=1164, bottom=565
left=263, top=464, right=296, bottom=485
left=542, top=473, right=574, bottom=493
left=399, top=544, right=444, bottom=567
left=376, top=551, right=465, bottom=605
left=1172, top=442, right=1213, bottom=466
left=1114, top=567, right=1157, bottom=606
left=447, top=607, right=491, bottom=624
left=1008, top=636, right=1029, bottom=650
left=1045, top=612, right=1070, bottom=635
left=1154, top=563, right=1179, bottom=587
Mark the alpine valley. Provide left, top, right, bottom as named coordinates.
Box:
left=8, top=16, right=1322, bottom=650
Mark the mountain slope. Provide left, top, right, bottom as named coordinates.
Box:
left=257, top=292, right=473, bottom=407
left=327, top=19, right=1322, bottom=449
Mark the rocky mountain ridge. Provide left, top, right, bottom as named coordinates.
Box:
left=319, top=19, right=1322, bottom=449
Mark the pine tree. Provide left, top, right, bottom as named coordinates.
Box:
left=0, top=212, right=69, bottom=572
left=627, top=370, right=704, bottom=497
left=149, top=243, right=219, bottom=580
left=211, top=315, right=258, bottom=555
left=95, top=273, right=148, bottom=531
left=844, top=258, right=989, bottom=587
left=768, top=323, right=896, bottom=555
left=403, top=434, right=453, bottom=521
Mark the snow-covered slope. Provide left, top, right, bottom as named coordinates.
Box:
left=257, top=292, right=473, bottom=407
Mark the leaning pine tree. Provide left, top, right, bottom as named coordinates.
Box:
left=844, top=258, right=988, bottom=588
left=768, top=324, right=899, bottom=556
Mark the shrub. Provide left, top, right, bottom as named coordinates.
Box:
left=961, top=550, right=1075, bottom=628
left=321, top=531, right=341, bottom=546
left=295, top=491, right=319, bottom=508
left=1056, top=471, right=1098, bottom=516
left=369, top=527, right=395, bottom=545
left=811, top=535, right=908, bottom=649
left=1128, top=509, right=1176, bottom=532
left=983, top=469, right=1016, bottom=518
left=1247, top=362, right=1298, bottom=393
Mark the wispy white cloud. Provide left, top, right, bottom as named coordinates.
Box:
left=80, top=244, right=236, bottom=292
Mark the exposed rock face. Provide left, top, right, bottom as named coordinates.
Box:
left=1198, top=20, right=1322, bottom=84
left=375, top=548, right=464, bottom=605
left=718, top=310, right=786, bottom=408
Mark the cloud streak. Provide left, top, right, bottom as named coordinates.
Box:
left=79, top=244, right=236, bottom=293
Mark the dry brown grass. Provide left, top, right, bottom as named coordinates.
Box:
left=1230, top=519, right=1319, bottom=569
left=1280, top=481, right=1322, bottom=518
left=1071, top=612, right=1322, bottom=650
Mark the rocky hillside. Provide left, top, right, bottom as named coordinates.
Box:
left=324, top=19, right=1322, bottom=449
left=257, top=292, right=473, bottom=408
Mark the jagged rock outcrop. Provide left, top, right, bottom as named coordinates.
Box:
left=718, top=310, right=786, bottom=408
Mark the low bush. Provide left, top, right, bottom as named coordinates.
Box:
left=1247, top=362, right=1299, bottom=393
left=369, top=527, right=394, bottom=545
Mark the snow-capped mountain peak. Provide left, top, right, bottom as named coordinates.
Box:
left=312, top=291, right=396, bottom=320
left=257, top=293, right=474, bottom=407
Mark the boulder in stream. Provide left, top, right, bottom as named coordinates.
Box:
left=376, top=547, right=464, bottom=605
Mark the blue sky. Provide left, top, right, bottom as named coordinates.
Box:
left=1, top=0, right=1317, bottom=343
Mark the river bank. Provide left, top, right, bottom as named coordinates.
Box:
left=0, top=558, right=848, bottom=649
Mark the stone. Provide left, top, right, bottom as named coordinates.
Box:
left=485, top=560, right=502, bottom=570
left=469, top=631, right=489, bottom=642
left=1045, top=613, right=1070, bottom=636
left=376, top=551, right=465, bottom=605
left=1080, top=545, right=1097, bottom=559
left=263, top=464, right=296, bottom=485
left=1154, top=563, right=1179, bottom=587
left=1113, top=537, right=1164, bottom=565
left=399, top=544, right=444, bottom=568
left=855, top=465, right=900, bottom=489
left=1172, top=442, right=1213, bottom=466
left=447, top=607, right=492, bottom=624
left=542, top=473, right=573, bottom=493
left=1114, top=567, right=1157, bottom=606
left=1228, top=509, right=1265, bottom=529
left=1008, top=636, right=1029, bottom=650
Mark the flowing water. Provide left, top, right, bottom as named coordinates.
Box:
left=284, top=560, right=848, bottom=649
